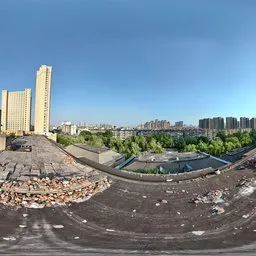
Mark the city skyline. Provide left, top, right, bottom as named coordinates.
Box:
left=1, top=1, right=256, bottom=126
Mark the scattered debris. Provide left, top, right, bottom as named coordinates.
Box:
left=192, top=231, right=205, bottom=236
left=182, top=190, right=186, bottom=193
left=212, top=205, right=225, bottom=215
left=106, top=229, right=115, bottom=232
left=192, top=190, right=224, bottom=204
left=53, top=225, right=64, bottom=229
left=142, top=196, right=147, bottom=199
left=26, top=202, right=44, bottom=209
left=180, top=224, right=185, bottom=227
left=155, top=203, right=160, bottom=207
left=0, top=176, right=110, bottom=208
left=82, top=220, right=87, bottom=224
left=63, top=156, right=75, bottom=165
left=177, top=212, right=181, bottom=215
left=166, top=179, right=173, bottom=182
left=161, top=199, right=168, bottom=204
left=132, top=209, right=136, bottom=213
left=22, top=214, right=28, bottom=218
left=74, top=236, right=80, bottom=239
left=3, top=236, right=16, bottom=241
left=19, top=225, right=27, bottom=228
left=165, top=190, right=173, bottom=194
left=242, top=214, right=250, bottom=219
left=215, top=169, right=221, bottom=175
left=237, top=178, right=256, bottom=197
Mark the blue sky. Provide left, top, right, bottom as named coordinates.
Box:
left=1, top=0, right=256, bottom=126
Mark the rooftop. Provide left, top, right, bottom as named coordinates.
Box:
left=74, top=143, right=109, bottom=154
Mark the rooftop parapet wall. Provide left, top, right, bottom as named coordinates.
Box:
left=49, top=137, right=256, bottom=183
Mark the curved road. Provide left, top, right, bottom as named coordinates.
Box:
left=0, top=166, right=255, bottom=255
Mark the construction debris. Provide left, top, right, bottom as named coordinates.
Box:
left=0, top=176, right=110, bottom=208
left=53, top=225, right=64, bottom=229
left=63, top=156, right=75, bottom=165
left=192, top=190, right=224, bottom=204
left=242, top=214, right=250, bottom=219
left=192, top=231, right=205, bottom=236
left=237, top=178, right=256, bottom=197
left=212, top=205, right=225, bottom=215
left=3, top=237, right=16, bottom=241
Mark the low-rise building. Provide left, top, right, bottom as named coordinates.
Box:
left=113, top=128, right=136, bottom=140
left=65, top=143, right=123, bottom=165
left=61, top=121, right=77, bottom=135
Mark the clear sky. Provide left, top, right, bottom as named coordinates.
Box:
left=1, top=0, right=256, bottom=127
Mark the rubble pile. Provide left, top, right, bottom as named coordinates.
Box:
left=63, top=156, right=75, bottom=165
left=237, top=177, right=256, bottom=197
left=192, top=190, right=224, bottom=204
left=211, top=205, right=225, bottom=215
left=192, top=189, right=226, bottom=216
left=0, top=176, right=110, bottom=208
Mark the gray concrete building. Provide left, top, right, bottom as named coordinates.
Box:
left=250, top=118, right=256, bottom=129
left=65, top=144, right=122, bottom=165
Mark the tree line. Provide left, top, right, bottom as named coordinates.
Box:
left=57, top=129, right=256, bottom=157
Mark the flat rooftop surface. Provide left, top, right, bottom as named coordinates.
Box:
left=0, top=168, right=255, bottom=255
left=138, top=151, right=201, bottom=161
left=75, top=143, right=109, bottom=153
left=0, top=136, right=95, bottom=180
left=126, top=156, right=226, bottom=172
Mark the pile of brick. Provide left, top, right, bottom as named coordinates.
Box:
left=63, top=156, right=75, bottom=165
left=0, top=176, right=110, bottom=208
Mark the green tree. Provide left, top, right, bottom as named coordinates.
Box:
left=250, top=129, right=256, bottom=143
left=216, top=131, right=226, bottom=142
left=79, top=131, right=92, bottom=140
left=174, top=137, right=186, bottom=151
left=88, top=135, right=104, bottom=148
left=240, top=132, right=252, bottom=146
left=197, top=141, right=208, bottom=152
left=184, top=144, right=197, bottom=152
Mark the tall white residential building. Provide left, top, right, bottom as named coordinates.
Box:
left=1, top=89, right=32, bottom=132
left=34, top=65, right=52, bottom=134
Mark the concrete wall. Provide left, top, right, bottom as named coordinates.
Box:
left=65, top=144, right=121, bottom=164
left=0, top=135, right=6, bottom=151
left=65, top=145, right=99, bottom=163
left=99, top=150, right=121, bottom=164
left=50, top=138, right=256, bottom=183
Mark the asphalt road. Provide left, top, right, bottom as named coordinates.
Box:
left=0, top=168, right=255, bottom=255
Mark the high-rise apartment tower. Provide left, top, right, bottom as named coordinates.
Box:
left=1, top=89, right=31, bottom=132
left=34, top=65, right=52, bottom=134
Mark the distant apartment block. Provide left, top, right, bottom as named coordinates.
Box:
left=113, top=128, right=136, bottom=140
left=199, top=118, right=213, bottom=129
left=61, top=121, right=77, bottom=135
left=1, top=89, right=31, bottom=133
left=175, top=121, right=184, bottom=127
left=250, top=118, right=256, bottom=129
left=240, top=117, right=250, bottom=129
left=140, top=119, right=171, bottom=130
left=226, top=117, right=238, bottom=129
left=212, top=117, right=224, bottom=130
left=34, top=65, right=52, bottom=134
